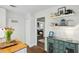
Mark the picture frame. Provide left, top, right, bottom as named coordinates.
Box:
left=58, top=7, right=66, bottom=15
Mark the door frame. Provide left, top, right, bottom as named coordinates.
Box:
left=36, top=17, right=45, bottom=47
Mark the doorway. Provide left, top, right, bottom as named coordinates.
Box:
left=37, top=17, right=45, bottom=49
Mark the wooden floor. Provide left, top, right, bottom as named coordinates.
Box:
left=27, top=46, right=46, bottom=53
left=27, top=41, right=46, bottom=53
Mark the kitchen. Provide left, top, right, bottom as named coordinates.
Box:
left=35, top=5, right=79, bottom=53
left=0, top=5, right=79, bottom=53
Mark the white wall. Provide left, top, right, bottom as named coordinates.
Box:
left=25, top=14, right=37, bottom=47
left=7, top=11, right=26, bottom=42
left=0, top=7, right=37, bottom=52
left=0, top=8, right=6, bottom=28
left=35, top=10, right=51, bottom=51
left=0, top=7, right=37, bottom=48
left=35, top=5, right=79, bottom=51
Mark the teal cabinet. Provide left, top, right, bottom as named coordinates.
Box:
left=47, top=37, right=78, bottom=53
left=64, top=42, right=70, bottom=48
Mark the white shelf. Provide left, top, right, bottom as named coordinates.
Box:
left=50, top=13, right=74, bottom=19
left=51, top=25, right=75, bottom=27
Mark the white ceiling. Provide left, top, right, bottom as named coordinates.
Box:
left=0, top=5, right=53, bottom=15
left=0, top=5, right=79, bottom=16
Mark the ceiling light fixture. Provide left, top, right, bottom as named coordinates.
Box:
left=9, top=5, right=16, bottom=7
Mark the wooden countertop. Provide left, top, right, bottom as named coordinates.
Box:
left=0, top=39, right=27, bottom=53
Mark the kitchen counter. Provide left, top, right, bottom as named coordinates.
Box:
left=0, top=39, right=28, bottom=53
left=48, top=37, right=79, bottom=44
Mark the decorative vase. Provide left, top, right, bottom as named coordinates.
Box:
left=5, top=31, right=11, bottom=44
left=4, top=27, right=14, bottom=44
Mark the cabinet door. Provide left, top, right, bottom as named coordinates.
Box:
left=64, top=42, right=70, bottom=48
left=53, top=48, right=59, bottom=53
left=59, top=40, right=64, bottom=45
left=75, top=44, right=78, bottom=53
left=48, top=43, right=53, bottom=53
left=47, top=38, right=54, bottom=43
left=58, top=49, right=64, bottom=53
left=0, top=8, right=6, bottom=27
left=59, top=44, right=64, bottom=50
left=70, top=43, right=75, bottom=49
left=54, top=40, right=59, bottom=48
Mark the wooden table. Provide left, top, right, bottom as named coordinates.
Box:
left=0, top=40, right=27, bottom=53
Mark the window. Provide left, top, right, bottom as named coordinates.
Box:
left=0, top=27, right=4, bottom=38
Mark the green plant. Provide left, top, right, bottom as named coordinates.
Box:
left=4, top=27, right=14, bottom=44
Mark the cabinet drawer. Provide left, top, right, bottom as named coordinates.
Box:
left=55, top=40, right=59, bottom=43
left=59, top=41, right=64, bottom=45
left=64, top=42, right=70, bottom=48
left=48, top=39, right=54, bottom=43
left=70, top=43, right=75, bottom=48
left=54, top=43, right=59, bottom=48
